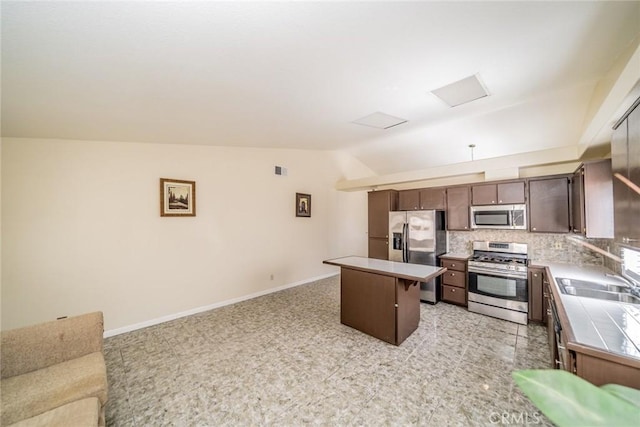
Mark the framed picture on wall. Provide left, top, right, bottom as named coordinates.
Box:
left=296, top=193, right=311, bottom=217
left=160, top=178, right=196, bottom=217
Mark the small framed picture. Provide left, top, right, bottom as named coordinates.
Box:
left=160, top=178, right=196, bottom=217
left=296, top=193, right=311, bottom=217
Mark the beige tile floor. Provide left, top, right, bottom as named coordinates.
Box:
left=104, top=275, right=552, bottom=426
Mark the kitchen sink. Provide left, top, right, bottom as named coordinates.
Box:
left=556, top=278, right=631, bottom=294
left=561, top=286, right=640, bottom=304
left=556, top=277, right=640, bottom=304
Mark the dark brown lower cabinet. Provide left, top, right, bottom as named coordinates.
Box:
left=340, top=267, right=420, bottom=346
left=528, top=267, right=544, bottom=323
left=442, top=285, right=466, bottom=305
left=574, top=350, right=640, bottom=388
left=440, top=257, right=468, bottom=306
left=545, top=282, right=556, bottom=366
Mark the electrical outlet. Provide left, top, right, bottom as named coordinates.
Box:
left=554, top=241, right=563, bottom=249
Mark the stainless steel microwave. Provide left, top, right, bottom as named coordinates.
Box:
left=470, top=204, right=527, bottom=230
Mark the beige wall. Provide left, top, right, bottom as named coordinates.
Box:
left=1, top=138, right=371, bottom=333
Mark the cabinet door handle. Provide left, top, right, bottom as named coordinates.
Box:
left=451, top=263, right=456, bottom=267
left=451, top=288, right=456, bottom=292
left=532, top=227, right=537, bottom=231
left=498, top=200, right=502, bottom=203
left=451, top=273, right=455, bottom=276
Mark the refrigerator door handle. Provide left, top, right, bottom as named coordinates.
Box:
left=403, top=223, right=409, bottom=263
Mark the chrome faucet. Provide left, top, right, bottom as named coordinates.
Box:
left=607, top=273, right=640, bottom=297
left=605, top=273, right=632, bottom=285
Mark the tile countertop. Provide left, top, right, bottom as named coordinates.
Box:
left=530, top=260, right=640, bottom=362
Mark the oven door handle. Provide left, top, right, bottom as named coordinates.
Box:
left=550, top=301, right=562, bottom=334
left=468, top=266, right=527, bottom=280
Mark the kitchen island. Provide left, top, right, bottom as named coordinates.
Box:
left=323, top=256, right=446, bottom=345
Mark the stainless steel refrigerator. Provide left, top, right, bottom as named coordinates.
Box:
left=389, top=210, right=447, bottom=303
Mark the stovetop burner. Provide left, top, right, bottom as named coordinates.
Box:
left=468, top=241, right=529, bottom=274
left=472, top=254, right=527, bottom=265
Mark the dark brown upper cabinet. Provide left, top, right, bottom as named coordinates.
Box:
left=612, top=98, right=640, bottom=248
left=471, top=181, right=526, bottom=205
left=419, top=187, right=446, bottom=210
left=398, top=187, right=446, bottom=211
left=528, top=176, right=571, bottom=233
left=368, top=190, right=398, bottom=260
left=446, top=186, right=471, bottom=231
left=570, top=160, right=614, bottom=239
left=398, top=189, right=420, bottom=211
left=368, top=190, right=398, bottom=239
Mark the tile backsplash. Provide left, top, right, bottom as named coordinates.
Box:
left=448, top=230, right=616, bottom=267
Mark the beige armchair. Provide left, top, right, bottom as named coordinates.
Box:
left=1, top=312, right=108, bottom=426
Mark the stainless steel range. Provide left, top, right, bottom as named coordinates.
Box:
left=467, top=241, right=529, bottom=325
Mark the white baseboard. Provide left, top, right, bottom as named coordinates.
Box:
left=104, top=272, right=338, bottom=338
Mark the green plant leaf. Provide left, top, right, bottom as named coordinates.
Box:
left=512, top=370, right=640, bottom=427
left=601, top=384, right=640, bottom=408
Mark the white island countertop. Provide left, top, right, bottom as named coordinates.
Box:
left=323, top=256, right=446, bottom=282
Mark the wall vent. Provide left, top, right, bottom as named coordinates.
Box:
left=352, top=112, right=408, bottom=129
left=275, top=166, right=288, bottom=176
left=431, top=74, right=489, bottom=107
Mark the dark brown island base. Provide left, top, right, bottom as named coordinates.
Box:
left=323, top=256, right=447, bottom=346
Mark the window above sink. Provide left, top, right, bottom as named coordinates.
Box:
left=622, top=247, right=640, bottom=287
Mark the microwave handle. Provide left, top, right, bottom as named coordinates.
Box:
left=512, top=208, right=526, bottom=227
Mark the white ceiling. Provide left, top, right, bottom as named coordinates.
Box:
left=2, top=1, right=640, bottom=181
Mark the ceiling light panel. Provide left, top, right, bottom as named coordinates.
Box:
left=352, top=112, right=408, bottom=129
left=431, top=74, right=489, bottom=107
